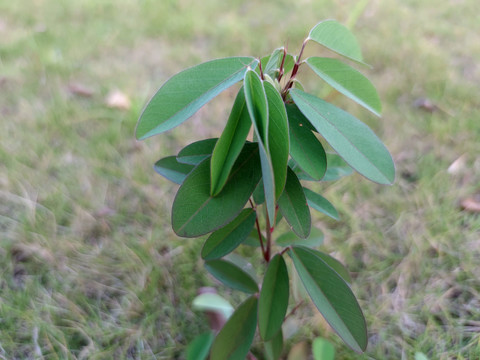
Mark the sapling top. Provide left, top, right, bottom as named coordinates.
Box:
left=136, top=19, right=394, bottom=359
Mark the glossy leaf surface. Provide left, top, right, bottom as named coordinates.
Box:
left=210, top=89, right=251, bottom=195
left=307, top=248, right=352, bottom=284
left=210, top=296, right=258, bottom=360
left=290, top=89, right=395, bottom=185
left=186, top=332, right=215, bottom=360
left=177, top=138, right=217, bottom=165
left=303, top=188, right=339, bottom=220
left=202, top=209, right=256, bottom=260
left=308, top=20, right=364, bottom=64
left=154, top=156, right=194, bottom=185
left=136, top=57, right=257, bottom=139
left=244, top=69, right=276, bottom=223
left=306, top=57, right=381, bottom=116
left=258, top=254, right=289, bottom=340
left=287, top=104, right=327, bottom=181
left=265, top=81, right=289, bottom=199
left=289, top=246, right=367, bottom=353
left=278, top=167, right=311, bottom=238
left=205, top=259, right=258, bottom=294
left=265, top=330, right=284, bottom=360
left=172, top=143, right=261, bottom=237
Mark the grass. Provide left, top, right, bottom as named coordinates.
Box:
left=1, top=0, right=479, bottom=359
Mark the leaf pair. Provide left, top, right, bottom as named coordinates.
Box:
left=244, top=70, right=289, bottom=223
left=207, top=255, right=289, bottom=360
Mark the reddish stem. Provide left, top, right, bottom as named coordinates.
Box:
left=265, top=208, right=272, bottom=262
left=284, top=300, right=305, bottom=322
left=258, top=58, right=264, bottom=80
left=277, top=47, right=287, bottom=82
left=249, top=199, right=267, bottom=260
left=282, top=38, right=308, bottom=99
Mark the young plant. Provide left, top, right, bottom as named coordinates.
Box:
left=136, top=20, right=395, bottom=359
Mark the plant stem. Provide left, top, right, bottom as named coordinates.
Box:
left=249, top=199, right=268, bottom=261
left=277, top=46, right=287, bottom=82
left=282, top=38, right=308, bottom=99
left=265, top=213, right=272, bottom=263
left=284, top=300, right=305, bottom=322
left=258, top=58, right=264, bottom=80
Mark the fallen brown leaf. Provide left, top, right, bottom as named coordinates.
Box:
left=67, top=82, right=94, bottom=97
left=447, top=154, right=467, bottom=175
left=461, top=194, right=480, bottom=213
left=413, top=97, right=438, bottom=113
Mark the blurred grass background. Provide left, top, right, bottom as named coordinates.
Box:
left=1, top=0, right=479, bottom=359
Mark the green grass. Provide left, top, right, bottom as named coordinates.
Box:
left=1, top=0, right=479, bottom=359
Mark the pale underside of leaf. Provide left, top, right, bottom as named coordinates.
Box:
left=136, top=57, right=258, bottom=139
left=289, top=246, right=367, bottom=353
left=306, top=57, right=381, bottom=116
left=308, top=20, right=366, bottom=65
left=290, top=89, right=395, bottom=185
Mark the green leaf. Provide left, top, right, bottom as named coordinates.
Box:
left=205, top=259, right=258, bottom=294
left=278, top=167, right=311, bottom=238
left=306, top=57, right=381, bottom=116
left=308, top=20, right=365, bottom=65
left=210, top=89, right=252, bottom=195
left=187, top=332, right=215, bottom=360
left=177, top=138, right=218, bottom=165
left=258, top=254, right=289, bottom=340
left=323, top=153, right=354, bottom=181
left=265, top=330, right=284, bottom=360
left=244, top=69, right=276, bottom=223
left=225, top=253, right=259, bottom=283
left=415, top=352, right=429, bottom=360
left=262, top=48, right=295, bottom=78
left=276, top=227, right=324, bottom=248
left=312, top=337, right=335, bottom=360
left=286, top=104, right=327, bottom=181
left=210, top=296, right=258, bottom=360
left=172, top=143, right=261, bottom=237
left=302, top=247, right=352, bottom=284
left=192, top=293, right=234, bottom=320
left=303, top=188, right=339, bottom=220
left=202, top=209, right=257, bottom=260
left=242, top=228, right=264, bottom=247
left=154, top=156, right=194, bottom=185
left=265, top=81, right=289, bottom=199
left=290, top=89, right=395, bottom=185
left=136, top=57, right=258, bottom=139
left=288, top=158, right=316, bottom=182
left=253, top=181, right=265, bottom=205
left=288, top=246, right=367, bottom=353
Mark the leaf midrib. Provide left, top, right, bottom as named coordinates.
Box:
left=292, top=90, right=389, bottom=183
